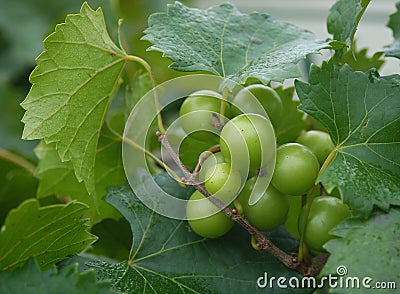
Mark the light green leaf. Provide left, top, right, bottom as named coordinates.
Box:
left=20, top=2, right=126, bottom=195
left=274, top=86, right=307, bottom=145
left=143, top=2, right=329, bottom=84
left=84, top=175, right=307, bottom=293
left=34, top=119, right=126, bottom=224
left=321, top=208, right=400, bottom=291
left=384, top=2, right=400, bottom=58
left=0, top=258, right=115, bottom=294
left=327, top=0, right=371, bottom=47
left=296, top=61, right=400, bottom=217
left=0, top=199, right=97, bottom=271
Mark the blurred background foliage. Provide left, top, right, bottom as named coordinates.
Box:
left=0, top=0, right=192, bottom=228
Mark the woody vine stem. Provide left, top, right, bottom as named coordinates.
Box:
left=156, top=131, right=328, bottom=277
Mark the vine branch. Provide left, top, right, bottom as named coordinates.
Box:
left=156, top=132, right=326, bottom=276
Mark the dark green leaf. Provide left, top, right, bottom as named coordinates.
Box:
left=327, top=0, right=371, bottom=47
left=84, top=175, right=307, bottom=293
left=322, top=208, right=400, bottom=291
left=20, top=2, right=126, bottom=195
left=143, top=2, right=329, bottom=84
left=384, top=2, right=400, bottom=58
left=0, top=258, right=115, bottom=294
left=0, top=199, right=97, bottom=271
left=296, top=61, right=400, bottom=217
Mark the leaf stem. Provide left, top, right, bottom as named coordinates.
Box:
left=0, top=148, right=36, bottom=175
left=298, top=148, right=337, bottom=262
left=157, top=132, right=324, bottom=276
left=107, top=126, right=183, bottom=186
left=318, top=148, right=337, bottom=177
left=121, top=54, right=165, bottom=134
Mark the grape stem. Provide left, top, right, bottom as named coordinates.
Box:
left=192, top=146, right=221, bottom=177
left=156, top=132, right=327, bottom=276
left=120, top=54, right=166, bottom=134
left=298, top=148, right=338, bottom=263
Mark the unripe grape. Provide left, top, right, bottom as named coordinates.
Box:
left=204, top=162, right=242, bottom=204
left=198, top=152, right=225, bottom=182
left=237, top=177, right=289, bottom=231
left=186, top=191, right=234, bottom=238
left=231, top=84, right=283, bottom=128
left=299, top=196, right=351, bottom=253
left=179, top=90, right=225, bottom=141
left=219, top=113, right=276, bottom=175
left=296, top=130, right=335, bottom=165
left=271, top=143, right=319, bottom=195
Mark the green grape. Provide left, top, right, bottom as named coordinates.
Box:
left=298, top=196, right=352, bottom=253
left=296, top=130, right=335, bottom=165
left=179, top=90, right=224, bottom=141
left=237, top=177, right=289, bottom=232
left=204, top=162, right=242, bottom=204
left=198, top=152, right=225, bottom=182
left=231, top=84, right=283, bottom=128
left=186, top=191, right=234, bottom=238
left=219, top=113, right=276, bottom=176
left=271, top=143, right=319, bottom=195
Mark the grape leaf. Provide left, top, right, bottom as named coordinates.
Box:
left=321, top=208, right=400, bottom=291
left=143, top=2, right=330, bottom=84
left=296, top=61, right=400, bottom=217
left=34, top=119, right=126, bottom=224
left=327, top=0, right=371, bottom=47
left=0, top=199, right=97, bottom=271
left=384, top=2, right=400, bottom=59
left=273, top=86, right=307, bottom=145
left=0, top=258, right=115, bottom=294
left=20, top=2, right=126, bottom=195
left=84, top=175, right=307, bottom=293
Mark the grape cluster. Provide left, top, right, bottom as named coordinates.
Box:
left=180, top=85, right=351, bottom=255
